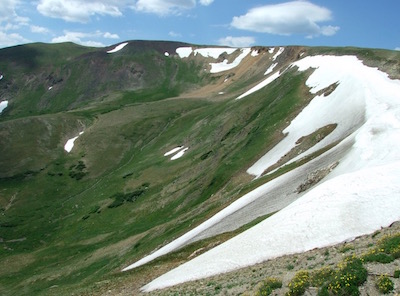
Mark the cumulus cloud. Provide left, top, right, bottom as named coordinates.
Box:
left=218, top=36, right=255, bottom=47
left=231, top=1, right=339, bottom=38
left=52, top=31, right=106, bottom=47
left=37, top=0, right=123, bottom=23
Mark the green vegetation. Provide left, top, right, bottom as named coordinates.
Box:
left=362, top=233, right=400, bottom=263
left=256, top=277, right=282, bottom=296
left=376, top=274, right=394, bottom=294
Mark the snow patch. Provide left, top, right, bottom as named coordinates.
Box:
left=251, top=50, right=259, bottom=57
left=272, top=47, right=284, bottom=61
left=106, top=42, right=128, bottom=54
left=0, top=74, right=3, bottom=80
left=171, top=147, right=189, bottom=160
left=64, top=132, right=84, bottom=153
left=236, top=71, right=281, bottom=100
left=164, top=146, right=184, bottom=156
left=164, top=146, right=189, bottom=160
left=48, top=86, right=53, bottom=90
left=164, top=52, right=170, bottom=57
left=264, top=63, right=277, bottom=75
left=268, top=47, right=274, bottom=54
left=194, top=47, right=237, bottom=59
left=0, top=100, right=8, bottom=113
left=176, top=47, right=192, bottom=58
left=210, top=48, right=251, bottom=73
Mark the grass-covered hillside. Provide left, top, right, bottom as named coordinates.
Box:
left=0, top=41, right=399, bottom=295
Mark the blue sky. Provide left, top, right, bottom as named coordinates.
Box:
left=0, top=0, right=399, bottom=50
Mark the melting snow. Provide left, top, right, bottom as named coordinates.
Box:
left=272, top=47, right=284, bottom=61
left=251, top=50, right=259, bottom=57
left=210, top=48, right=251, bottom=73
left=176, top=47, right=192, bottom=58
left=126, top=54, right=400, bottom=292
left=164, top=146, right=189, bottom=160
left=0, top=100, right=8, bottom=113
left=264, top=63, right=277, bottom=75
left=170, top=147, right=188, bottom=160
left=64, top=132, right=84, bottom=153
left=106, top=42, right=128, bottom=54
left=236, top=71, right=281, bottom=100
left=176, top=47, right=237, bottom=59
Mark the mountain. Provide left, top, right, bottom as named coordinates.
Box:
left=0, top=41, right=399, bottom=295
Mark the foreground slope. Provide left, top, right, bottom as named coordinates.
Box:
left=0, top=41, right=399, bottom=295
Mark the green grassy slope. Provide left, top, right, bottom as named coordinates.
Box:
left=0, top=42, right=398, bottom=295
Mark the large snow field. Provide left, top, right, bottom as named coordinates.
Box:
left=134, top=55, right=400, bottom=291
left=247, top=55, right=400, bottom=178
left=142, top=161, right=400, bottom=291
left=210, top=48, right=252, bottom=73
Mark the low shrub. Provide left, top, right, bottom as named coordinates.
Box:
left=286, top=270, right=310, bottom=296
left=376, top=274, right=394, bottom=294
left=256, top=277, right=282, bottom=296
left=394, top=269, right=400, bottom=278
left=326, top=256, right=367, bottom=295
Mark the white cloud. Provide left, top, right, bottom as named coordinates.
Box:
left=395, top=47, right=400, bottom=51
left=52, top=31, right=105, bottom=47
left=31, top=25, right=50, bottom=34
left=0, top=30, right=30, bottom=48
left=218, top=36, right=255, bottom=47
left=133, top=0, right=196, bottom=16
left=37, top=0, right=123, bottom=23
left=103, top=32, right=119, bottom=39
left=231, top=1, right=339, bottom=38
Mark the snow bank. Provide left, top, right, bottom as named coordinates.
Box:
left=236, top=71, right=281, bottom=100
left=64, top=132, right=84, bottom=153
left=142, top=162, right=400, bottom=291
left=176, top=47, right=192, bottom=58
left=272, top=47, right=284, bottom=61
left=106, top=42, right=128, bottom=54
left=264, top=63, right=277, bottom=75
left=210, top=48, right=251, bottom=73
left=0, top=100, right=8, bottom=113
left=247, top=55, right=400, bottom=177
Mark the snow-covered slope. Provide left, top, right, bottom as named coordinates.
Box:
left=137, top=55, right=400, bottom=291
